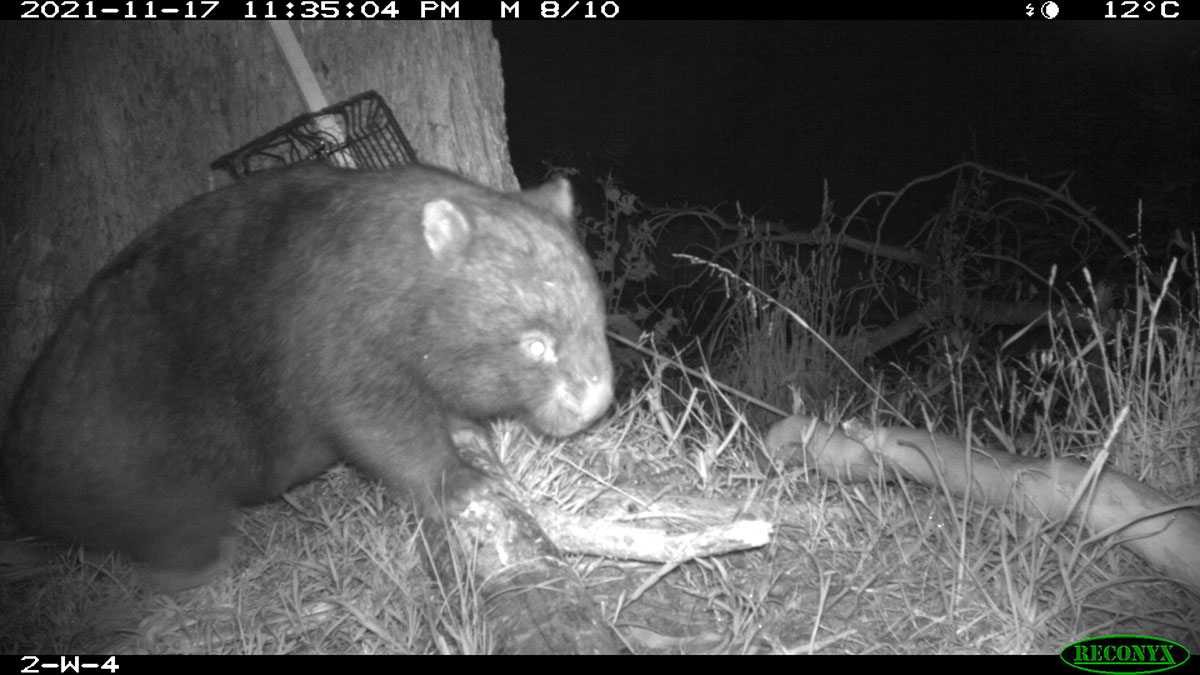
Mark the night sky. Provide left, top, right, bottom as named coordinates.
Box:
left=493, top=21, right=1198, bottom=234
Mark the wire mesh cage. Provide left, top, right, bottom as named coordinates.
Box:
left=211, top=90, right=418, bottom=180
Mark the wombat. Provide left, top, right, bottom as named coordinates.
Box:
left=0, top=163, right=613, bottom=591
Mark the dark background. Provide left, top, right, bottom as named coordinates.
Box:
left=494, top=21, right=1199, bottom=237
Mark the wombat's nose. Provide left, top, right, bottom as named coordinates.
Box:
left=576, top=372, right=613, bottom=425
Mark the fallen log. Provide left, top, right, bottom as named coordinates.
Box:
left=763, top=414, right=1200, bottom=591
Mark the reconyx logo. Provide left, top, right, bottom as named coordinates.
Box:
left=1061, top=635, right=1190, bottom=674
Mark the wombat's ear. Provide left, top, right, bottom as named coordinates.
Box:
left=519, top=177, right=575, bottom=222
left=422, top=199, right=472, bottom=260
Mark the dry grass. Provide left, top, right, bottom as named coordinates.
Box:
left=5, top=312, right=1195, bottom=654
left=4, top=173, right=1198, bottom=654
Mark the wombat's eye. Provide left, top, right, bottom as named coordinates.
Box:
left=521, top=332, right=557, bottom=364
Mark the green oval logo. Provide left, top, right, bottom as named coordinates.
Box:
left=1061, top=635, right=1191, bottom=674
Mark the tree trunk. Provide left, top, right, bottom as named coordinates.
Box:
left=0, top=20, right=517, bottom=416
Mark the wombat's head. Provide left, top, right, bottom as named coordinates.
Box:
left=417, top=176, right=613, bottom=437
